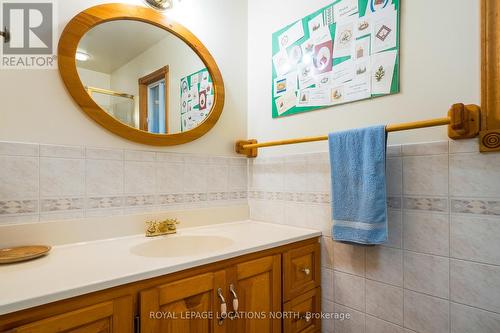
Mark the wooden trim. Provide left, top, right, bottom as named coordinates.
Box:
left=0, top=237, right=320, bottom=331
left=58, top=3, right=225, bottom=146
left=138, top=66, right=169, bottom=133
left=480, top=0, right=500, bottom=152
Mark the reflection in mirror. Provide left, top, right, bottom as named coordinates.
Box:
left=76, top=20, right=213, bottom=134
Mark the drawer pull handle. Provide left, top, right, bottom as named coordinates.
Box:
left=217, top=288, right=227, bottom=325
left=301, top=268, right=311, bottom=275
left=228, top=283, right=239, bottom=320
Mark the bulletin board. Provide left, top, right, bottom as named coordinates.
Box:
left=272, top=0, right=400, bottom=118
left=180, top=68, right=214, bottom=132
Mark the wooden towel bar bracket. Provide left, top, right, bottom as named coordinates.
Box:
left=235, top=104, right=481, bottom=158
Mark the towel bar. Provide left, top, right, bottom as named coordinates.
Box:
left=235, top=103, right=481, bottom=158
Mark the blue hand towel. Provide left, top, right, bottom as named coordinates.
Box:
left=328, top=125, right=388, bottom=245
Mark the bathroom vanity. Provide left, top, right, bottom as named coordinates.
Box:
left=0, top=222, right=321, bottom=333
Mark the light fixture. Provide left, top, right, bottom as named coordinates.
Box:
left=144, top=0, right=173, bottom=11
left=76, top=51, right=90, bottom=62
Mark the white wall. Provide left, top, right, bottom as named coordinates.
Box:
left=0, top=0, right=247, bottom=156
left=248, top=0, right=481, bottom=156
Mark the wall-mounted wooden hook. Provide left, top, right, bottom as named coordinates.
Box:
left=448, top=103, right=481, bottom=140
left=235, top=139, right=258, bottom=158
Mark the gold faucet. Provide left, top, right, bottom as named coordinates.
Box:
left=145, top=218, right=180, bottom=237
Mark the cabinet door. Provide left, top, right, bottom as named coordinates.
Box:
left=7, top=296, right=133, bottom=333
left=140, top=271, right=227, bottom=333
left=230, top=255, right=281, bottom=333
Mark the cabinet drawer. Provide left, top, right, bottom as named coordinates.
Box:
left=283, top=287, right=321, bottom=333
left=283, top=242, right=321, bottom=301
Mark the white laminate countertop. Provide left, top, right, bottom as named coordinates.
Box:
left=0, top=221, right=321, bottom=315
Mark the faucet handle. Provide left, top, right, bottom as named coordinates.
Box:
left=146, top=220, right=158, bottom=235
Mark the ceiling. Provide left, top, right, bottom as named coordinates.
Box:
left=77, top=20, right=169, bottom=74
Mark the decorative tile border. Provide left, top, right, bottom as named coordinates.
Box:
left=0, top=200, right=38, bottom=215
left=125, top=195, right=156, bottom=207
left=404, top=197, right=448, bottom=212
left=387, top=196, right=402, bottom=210
left=248, top=191, right=330, bottom=204
left=87, top=196, right=123, bottom=209
left=451, top=199, right=500, bottom=216
left=41, top=198, right=84, bottom=212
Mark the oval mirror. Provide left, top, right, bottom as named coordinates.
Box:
left=58, top=4, right=224, bottom=146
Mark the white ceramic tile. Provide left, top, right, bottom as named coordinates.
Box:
left=365, top=246, right=403, bottom=287
left=321, top=236, right=334, bottom=269
left=450, top=153, right=500, bottom=197
left=0, top=142, right=38, bottom=156
left=334, top=271, right=365, bottom=311
left=156, top=162, right=184, bottom=194
left=307, top=153, right=330, bottom=192
left=85, top=208, right=124, bottom=218
left=386, top=158, right=402, bottom=196
left=402, top=141, right=449, bottom=156
left=40, top=158, right=85, bottom=197
left=86, top=148, right=123, bottom=160
left=228, top=166, right=247, bottom=191
left=450, top=259, right=500, bottom=313
left=284, top=155, right=309, bottom=192
left=322, top=267, right=334, bottom=302
left=207, top=165, right=228, bottom=192
left=334, top=303, right=365, bottom=333
left=451, top=302, right=500, bottom=333
left=282, top=202, right=309, bottom=228
left=387, top=145, right=402, bottom=158
left=40, top=144, right=84, bottom=158
left=124, top=150, right=156, bottom=161
left=249, top=157, right=284, bottom=192
left=333, top=241, right=366, bottom=277
left=366, top=315, right=405, bottom=333
left=0, top=156, right=38, bottom=200
left=365, top=279, right=403, bottom=325
left=0, top=214, right=39, bottom=224
left=403, top=155, right=448, bottom=196
left=124, top=161, right=156, bottom=194
left=229, top=157, right=247, bottom=166
left=156, top=152, right=184, bottom=163
left=404, top=290, right=450, bottom=333
left=403, top=211, right=449, bottom=256
left=449, top=138, right=480, bottom=154
left=322, top=299, right=334, bottom=333
left=404, top=251, right=449, bottom=299
left=248, top=199, right=285, bottom=224
left=39, top=210, right=85, bottom=221
left=307, top=204, right=332, bottom=236
left=86, top=159, right=123, bottom=196
left=386, top=210, right=402, bottom=249
left=183, top=163, right=209, bottom=193
left=451, top=215, right=500, bottom=266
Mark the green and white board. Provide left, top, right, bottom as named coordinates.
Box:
left=272, top=0, right=400, bottom=118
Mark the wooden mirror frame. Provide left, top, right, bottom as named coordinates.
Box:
left=480, top=0, right=500, bottom=152
left=58, top=3, right=225, bottom=146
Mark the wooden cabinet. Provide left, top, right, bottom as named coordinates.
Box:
left=283, top=288, right=321, bottom=333
left=140, top=271, right=227, bottom=333
left=0, top=238, right=320, bottom=333
left=4, top=296, right=133, bottom=333
left=229, top=255, right=281, bottom=333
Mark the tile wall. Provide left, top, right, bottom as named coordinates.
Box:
left=0, top=141, right=248, bottom=224
left=248, top=139, right=500, bottom=333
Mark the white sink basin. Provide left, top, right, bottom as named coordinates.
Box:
left=130, top=235, right=234, bottom=258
